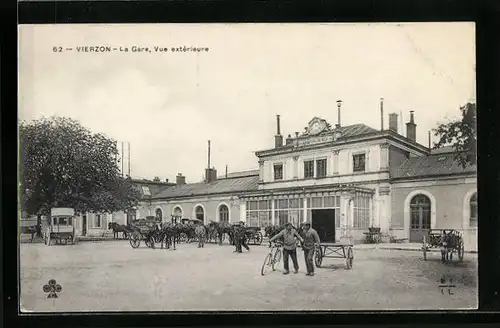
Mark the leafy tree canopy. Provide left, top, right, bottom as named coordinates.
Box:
left=19, top=116, right=141, bottom=216
left=433, top=102, right=477, bottom=168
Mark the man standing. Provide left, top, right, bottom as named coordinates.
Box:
left=301, top=222, right=321, bottom=276
left=233, top=222, right=250, bottom=253
left=194, top=221, right=206, bottom=248
left=269, top=223, right=304, bottom=274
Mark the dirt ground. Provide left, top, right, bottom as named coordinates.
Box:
left=19, top=240, right=477, bottom=312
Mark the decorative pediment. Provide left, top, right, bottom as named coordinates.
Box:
left=303, top=117, right=332, bottom=136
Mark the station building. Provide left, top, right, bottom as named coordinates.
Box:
left=126, top=106, right=477, bottom=251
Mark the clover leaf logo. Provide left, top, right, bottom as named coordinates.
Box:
left=43, top=279, right=62, bottom=298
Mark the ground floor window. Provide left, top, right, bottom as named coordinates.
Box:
left=94, top=214, right=102, bottom=228
left=219, top=204, right=229, bottom=223
left=246, top=200, right=271, bottom=227
left=353, top=193, right=371, bottom=229
left=275, top=198, right=304, bottom=227
left=469, top=192, right=477, bottom=227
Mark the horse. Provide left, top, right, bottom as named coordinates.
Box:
left=108, top=222, right=129, bottom=239
left=20, top=225, right=37, bottom=243
left=158, top=222, right=179, bottom=250
left=440, top=230, right=462, bottom=262
left=208, top=221, right=234, bottom=245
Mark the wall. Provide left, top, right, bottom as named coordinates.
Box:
left=390, top=176, right=477, bottom=251
left=388, top=145, right=409, bottom=169
left=140, top=195, right=242, bottom=224
left=260, top=140, right=385, bottom=187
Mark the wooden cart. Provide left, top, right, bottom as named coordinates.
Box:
left=314, top=242, right=354, bottom=269
left=44, top=208, right=77, bottom=246
left=422, top=229, right=464, bottom=262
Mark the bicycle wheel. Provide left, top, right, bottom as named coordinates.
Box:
left=261, top=253, right=272, bottom=276
left=272, top=248, right=282, bottom=271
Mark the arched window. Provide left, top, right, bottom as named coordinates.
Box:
left=219, top=205, right=229, bottom=223
left=409, top=194, right=431, bottom=242
left=470, top=192, right=478, bottom=227
left=195, top=206, right=205, bottom=223
left=155, top=208, right=163, bottom=221
left=173, top=206, right=182, bottom=220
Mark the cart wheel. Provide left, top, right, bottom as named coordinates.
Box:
left=129, top=233, right=140, bottom=249
left=315, top=247, right=323, bottom=268
left=345, top=247, right=354, bottom=269
left=261, top=253, right=272, bottom=276
left=458, top=242, right=465, bottom=262
left=422, top=235, right=427, bottom=261
left=255, top=232, right=263, bottom=245
left=272, top=248, right=282, bottom=271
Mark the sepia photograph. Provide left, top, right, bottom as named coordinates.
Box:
left=18, top=22, right=477, bottom=312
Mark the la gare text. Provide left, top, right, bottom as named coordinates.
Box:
left=73, top=46, right=210, bottom=53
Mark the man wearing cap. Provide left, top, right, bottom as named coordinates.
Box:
left=233, top=222, right=250, bottom=253
left=194, top=221, right=206, bottom=248
left=269, top=222, right=304, bottom=274
left=301, top=222, right=321, bottom=276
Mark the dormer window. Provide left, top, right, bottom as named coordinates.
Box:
left=353, top=153, right=366, bottom=172
left=274, top=163, right=283, bottom=180
left=142, top=186, right=151, bottom=196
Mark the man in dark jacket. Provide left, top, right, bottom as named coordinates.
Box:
left=233, top=222, right=250, bottom=253
left=301, top=222, right=321, bottom=276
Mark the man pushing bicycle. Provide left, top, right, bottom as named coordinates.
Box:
left=269, top=223, right=304, bottom=274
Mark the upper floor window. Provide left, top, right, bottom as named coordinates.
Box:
left=274, top=163, right=283, bottom=180
left=316, top=159, right=327, bottom=178
left=470, top=192, right=478, bottom=227
left=353, top=153, right=366, bottom=172
left=304, top=160, right=314, bottom=178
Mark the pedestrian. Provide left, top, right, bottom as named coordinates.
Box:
left=269, top=222, right=304, bottom=274
left=233, top=222, right=249, bottom=253
left=195, top=222, right=206, bottom=248
left=301, top=222, right=321, bottom=276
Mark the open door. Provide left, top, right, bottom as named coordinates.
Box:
left=311, top=209, right=335, bottom=243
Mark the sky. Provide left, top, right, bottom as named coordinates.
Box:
left=18, top=23, right=476, bottom=183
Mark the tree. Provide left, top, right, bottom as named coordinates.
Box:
left=433, top=102, right=477, bottom=168
left=19, top=116, right=141, bottom=222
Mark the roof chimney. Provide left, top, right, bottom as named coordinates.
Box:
left=428, top=131, right=431, bottom=149
left=380, top=98, right=384, bottom=131
left=406, top=111, right=417, bottom=142
left=225, top=165, right=228, bottom=178
left=207, top=140, right=211, bottom=169
left=285, top=134, right=293, bottom=145
left=336, top=100, right=342, bottom=128
left=389, top=113, right=398, bottom=133
left=176, top=173, right=186, bottom=185
left=274, top=114, right=283, bottom=148
left=295, top=132, right=299, bottom=147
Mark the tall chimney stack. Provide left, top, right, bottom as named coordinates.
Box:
left=380, top=98, right=384, bottom=131
left=274, top=114, right=283, bottom=148
left=225, top=165, right=228, bottom=178
left=336, top=100, right=342, bottom=128
left=428, top=131, right=431, bottom=149
left=406, top=111, right=417, bottom=142
left=207, top=140, right=211, bottom=169
left=389, top=113, right=399, bottom=133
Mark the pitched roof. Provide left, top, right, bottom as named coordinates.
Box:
left=218, top=169, right=259, bottom=179
left=152, top=174, right=259, bottom=199
left=130, top=179, right=176, bottom=199
left=391, top=152, right=476, bottom=179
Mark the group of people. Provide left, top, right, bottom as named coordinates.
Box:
left=269, top=222, right=321, bottom=276
left=193, top=219, right=321, bottom=276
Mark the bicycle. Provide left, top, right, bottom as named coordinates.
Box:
left=261, top=241, right=283, bottom=276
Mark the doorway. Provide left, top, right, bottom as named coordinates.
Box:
left=82, top=214, right=87, bottom=236
left=409, top=194, right=431, bottom=242
left=311, top=209, right=335, bottom=243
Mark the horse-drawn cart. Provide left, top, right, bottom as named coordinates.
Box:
left=315, top=242, right=354, bottom=269
left=129, top=218, right=161, bottom=249
left=245, top=227, right=263, bottom=245
left=44, top=208, right=77, bottom=246
left=422, top=229, right=464, bottom=262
